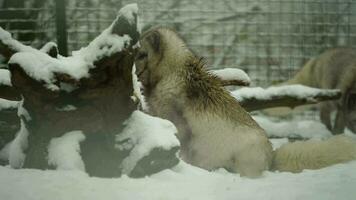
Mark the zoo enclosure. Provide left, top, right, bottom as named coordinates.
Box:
left=1, top=0, right=356, bottom=87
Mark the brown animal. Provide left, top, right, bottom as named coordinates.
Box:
left=135, top=28, right=356, bottom=177
left=288, top=48, right=356, bottom=134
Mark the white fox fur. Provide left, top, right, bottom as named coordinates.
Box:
left=134, top=27, right=356, bottom=177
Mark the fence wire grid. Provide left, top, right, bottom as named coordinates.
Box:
left=1, top=0, right=356, bottom=88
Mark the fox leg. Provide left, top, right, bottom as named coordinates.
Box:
left=320, top=102, right=332, bottom=131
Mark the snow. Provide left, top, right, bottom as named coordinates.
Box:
left=116, top=110, right=179, bottom=175
left=0, top=27, right=36, bottom=53
left=118, top=3, right=138, bottom=25
left=0, top=160, right=355, bottom=200
left=210, top=68, right=251, bottom=84
left=0, top=68, right=11, bottom=86
left=254, top=116, right=333, bottom=140
left=131, top=64, right=148, bottom=111
left=7, top=3, right=138, bottom=91
left=0, top=98, right=18, bottom=111
left=232, top=84, right=340, bottom=102
left=1, top=100, right=30, bottom=167
left=7, top=119, right=29, bottom=169
left=39, top=42, right=57, bottom=54
left=1, top=109, right=355, bottom=199
left=48, top=131, right=86, bottom=171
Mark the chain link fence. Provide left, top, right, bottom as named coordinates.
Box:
left=1, top=0, right=356, bottom=88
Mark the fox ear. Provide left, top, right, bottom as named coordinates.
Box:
left=146, top=31, right=161, bottom=53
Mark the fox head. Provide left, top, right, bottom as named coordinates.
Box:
left=134, top=28, right=191, bottom=94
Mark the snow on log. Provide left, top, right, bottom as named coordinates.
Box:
left=7, top=119, right=29, bottom=168
left=0, top=98, right=20, bottom=154
left=0, top=100, right=30, bottom=167
left=0, top=27, right=59, bottom=61
left=210, top=68, right=251, bottom=86
left=40, top=42, right=58, bottom=58
left=0, top=27, right=36, bottom=61
left=48, top=131, right=86, bottom=171
left=116, top=111, right=180, bottom=177
left=3, top=4, right=141, bottom=176
left=0, top=69, right=21, bottom=100
left=131, top=64, right=148, bottom=111
left=0, top=68, right=11, bottom=86
left=232, top=84, right=342, bottom=111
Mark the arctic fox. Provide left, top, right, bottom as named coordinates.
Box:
left=134, top=28, right=356, bottom=177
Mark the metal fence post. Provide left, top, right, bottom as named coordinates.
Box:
left=55, top=0, right=68, bottom=56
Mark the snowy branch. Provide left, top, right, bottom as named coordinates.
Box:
left=210, top=68, right=251, bottom=86
left=232, top=85, right=342, bottom=111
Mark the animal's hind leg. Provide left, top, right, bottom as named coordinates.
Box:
left=320, top=102, right=332, bottom=131
left=233, top=148, right=271, bottom=178
left=333, top=105, right=346, bottom=135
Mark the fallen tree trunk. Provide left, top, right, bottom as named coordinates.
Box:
left=7, top=6, right=139, bottom=174
left=2, top=4, right=179, bottom=178
left=232, top=85, right=342, bottom=112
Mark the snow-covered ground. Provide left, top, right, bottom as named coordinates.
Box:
left=0, top=115, right=355, bottom=200
left=0, top=160, right=355, bottom=200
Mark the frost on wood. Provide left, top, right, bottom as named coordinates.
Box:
left=48, top=131, right=86, bottom=171
left=116, top=111, right=180, bottom=177
left=210, top=68, right=251, bottom=86
left=232, top=84, right=342, bottom=111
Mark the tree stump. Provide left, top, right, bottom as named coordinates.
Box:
left=3, top=4, right=180, bottom=178
left=7, top=5, right=139, bottom=176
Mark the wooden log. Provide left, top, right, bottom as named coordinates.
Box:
left=210, top=68, right=251, bottom=87
left=233, top=85, right=342, bottom=112
left=5, top=4, right=178, bottom=178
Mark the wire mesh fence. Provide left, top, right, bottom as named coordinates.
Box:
left=1, top=0, right=356, bottom=88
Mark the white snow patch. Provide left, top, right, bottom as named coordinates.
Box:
left=0, top=69, right=11, bottom=86
left=210, top=68, right=251, bottom=84
left=48, top=131, right=86, bottom=171
left=0, top=98, right=18, bottom=111
left=0, top=142, right=10, bottom=161
left=4, top=100, right=30, bottom=166
left=118, top=3, right=138, bottom=25
left=8, top=119, right=29, bottom=168
left=17, top=99, right=31, bottom=121
left=131, top=64, right=148, bottom=111
left=116, top=111, right=179, bottom=175
left=0, top=160, right=356, bottom=200
left=7, top=4, right=137, bottom=91
left=39, top=42, right=57, bottom=54
left=253, top=115, right=332, bottom=139
left=0, top=27, right=37, bottom=53
left=232, top=84, right=340, bottom=102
